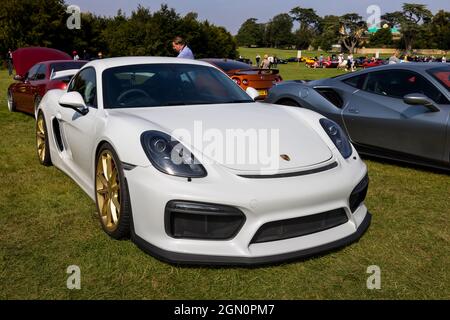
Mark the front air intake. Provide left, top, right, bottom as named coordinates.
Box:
left=251, top=208, right=348, bottom=244
left=165, top=201, right=246, bottom=240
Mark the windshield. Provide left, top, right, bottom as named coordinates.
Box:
left=427, top=67, right=450, bottom=92
left=102, top=63, right=254, bottom=108
left=50, top=61, right=86, bottom=73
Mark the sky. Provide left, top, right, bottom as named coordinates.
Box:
left=71, top=0, right=450, bottom=35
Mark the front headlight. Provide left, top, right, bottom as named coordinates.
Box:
left=319, top=118, right=352, bottom=159
left=141, top=131, right=207, bottom=178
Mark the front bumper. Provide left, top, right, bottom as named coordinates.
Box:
left=132, top=211, right=371, bottom=266
left=125, top=155, right=371, bottom=265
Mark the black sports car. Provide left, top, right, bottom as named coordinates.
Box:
left=265, top=63, right=450, bottom=170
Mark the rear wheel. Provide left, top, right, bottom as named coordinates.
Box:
left=36, top=111, right=52, bottom=166
left=7, top=90, right=15, bottom=112
left=95, top=143, right=131, bottom=239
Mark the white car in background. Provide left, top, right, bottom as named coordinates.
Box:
left=36, top=57, right=371, bottom=265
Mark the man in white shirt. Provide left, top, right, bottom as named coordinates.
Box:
left=172, top=36, right=194, bottom=59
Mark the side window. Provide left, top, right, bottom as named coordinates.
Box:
left=343, top=74, right=367, bottom=89
left=35, top=64, right=47, bottom=80
left=364, top=70, right=447, bottom=104
left=26, top=64, right=40, bottom=81
left=68, top=68, right=97, bottom=107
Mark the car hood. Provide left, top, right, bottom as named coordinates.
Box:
left=110, top=103, right=333, bottom=173
left=12, top=47, right=71, bottom=76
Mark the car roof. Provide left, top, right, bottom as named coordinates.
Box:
left=334, top=63, right=449, bottom=81
left=82, top=57, right=214, bottom=73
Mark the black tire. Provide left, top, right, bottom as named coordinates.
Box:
left=95, top=142, right=131, bottom=239
left=7, top=90, right=16, bottom=112
left=36, top=111, right=52, bottom=166
left=277, top=99, right=301, bottom=108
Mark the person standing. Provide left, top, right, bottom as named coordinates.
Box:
left=72, top=50, right=80, bottom=60
left=82, top=49, right=90, bottom=61
left=260, top=54, right=270, bottom=69
left=255, top=54, right=261, bottom=67
left=319, top=54, right=324, bottom=68
left=273, top=56, right=278, bottom=68
left=346, top=53, right=354, bottom=71
left=172, top=36, right=194, bottom=59
left=388, top=51, right=401, bottom=64
left=6, top=49, right=13, bottom=76
left=268, top=55, right=274, bottom=68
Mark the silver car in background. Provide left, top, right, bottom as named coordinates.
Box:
left=266, top=63, right=450, bottom=170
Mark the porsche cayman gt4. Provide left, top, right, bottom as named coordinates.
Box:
left=36, top=57, right=371, bottom=265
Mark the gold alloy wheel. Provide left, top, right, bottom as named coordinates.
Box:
left=96, top=150, right=121, bottom=232
left=36, top=114, right=46, bottom=163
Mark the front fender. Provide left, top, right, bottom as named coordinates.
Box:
left=94, top=111, right=168, bottom=168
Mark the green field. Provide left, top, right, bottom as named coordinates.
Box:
left=0, top=53, right=449, bottom=299
left=239, top=47, right=349, bottom=81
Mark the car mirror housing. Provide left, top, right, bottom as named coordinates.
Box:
left=58, top=91, right=89, bottom=115
left=403, top=93, right=440, bottom=112
left=246, top=87, right=260, bottom=100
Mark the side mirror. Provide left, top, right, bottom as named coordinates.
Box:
left=404, top=93, right=440, bottom=112
left=58, top=91, right=89, bottom=115
left=14, top=75, right=23, bottom=81
left=246, top=87, right=260, bottom=101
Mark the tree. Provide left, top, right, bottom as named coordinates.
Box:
left=430, top=10, right=450, bottom=51
left=0, top=0, right=68, bottom=54
left=266, top=14, right=293, bottom=48
left=369, top=27, right=393, bottom=47
left=339, top=13, right=367, bottom=53
left=290, top=7, right=321, bottom=49
left=290, top=7, right=321, bottom=32
left=101, top=4, right=237, bottom=58
left=235, top=18, right=264, bottom=47
left=313, top=15, right=341, bottom=51
left=383, top=4, right=432, bottom=52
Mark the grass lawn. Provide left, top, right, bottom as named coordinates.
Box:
left=0, top=57, right=449, bottom=300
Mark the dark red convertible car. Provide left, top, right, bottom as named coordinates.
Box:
left=7, top=47, right=86, bottom=116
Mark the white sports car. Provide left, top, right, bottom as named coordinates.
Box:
left=36, top=57, right=371, bottom=265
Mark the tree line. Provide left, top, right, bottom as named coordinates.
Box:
left=0, top=0, right=238, bottom=61
left=236, top=3, right=450, bottom=53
